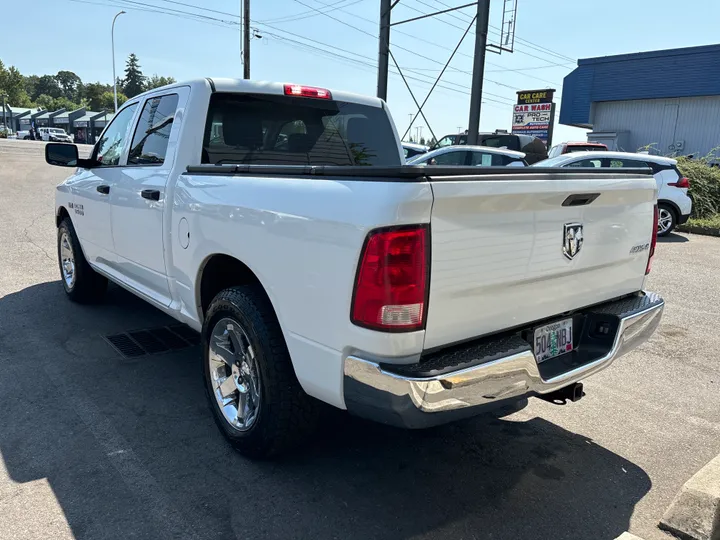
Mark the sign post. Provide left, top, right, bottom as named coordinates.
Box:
left=511, top=88, right=556, bottom=148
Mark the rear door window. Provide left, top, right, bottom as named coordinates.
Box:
left=432, top=150, right=468, bottom=165
left=128, top=93, right=179, bottom=165
left=568, top=158, right=603, bottom=168
left=469, top=151, right=509, bottom=166
left=608, top=158, right=649, bottom=168
left=202, top=93, right=400, bottom=166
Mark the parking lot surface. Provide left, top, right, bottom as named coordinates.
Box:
left=1, top=138, right=719, bottom=540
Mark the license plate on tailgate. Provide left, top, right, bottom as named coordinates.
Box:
left=534, top=318, right=573, bottom=363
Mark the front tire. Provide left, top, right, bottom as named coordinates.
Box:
left=57, top=217, right=107, bottom=303
left=658, top=203, right=677, bottom=237
left=202, top=286, right=319, bottom=458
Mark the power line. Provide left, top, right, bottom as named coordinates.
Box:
left=263, top=0, right=363, bottom=24
left=425, top=0, right=576, bottom=63
left=397, top=0, right=575, bottom=68
left=286, top=0, right=523, bottom=97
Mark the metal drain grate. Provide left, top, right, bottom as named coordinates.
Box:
left=104, top=324, right=200, bottom=359
left=105, top=333, right=146, bottom=358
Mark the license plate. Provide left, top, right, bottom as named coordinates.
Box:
left=534, top=318, right=573, bottom=363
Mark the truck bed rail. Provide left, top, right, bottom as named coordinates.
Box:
left=185, top=164, right=653, bottom=181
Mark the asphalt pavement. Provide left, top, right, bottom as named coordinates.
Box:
left=1, top=138, right=719, bottom=540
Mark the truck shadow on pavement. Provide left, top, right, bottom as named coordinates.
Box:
left=0, top=281, right=652, bottom=540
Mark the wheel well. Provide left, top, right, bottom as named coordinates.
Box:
left=198, top=254, right=265, bottom=317
left=56, top=206, right=70, bottom=228
left=658, top=200, right=680, bottom=220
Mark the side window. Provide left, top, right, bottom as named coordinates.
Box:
left=128, top=94, right=179, bottom=165
left=94, top=103, right=138, bottom=166
left=548, top=145, right=561, bottom=158
left=609, top=158, right=648, bottom=168
left=433, top=150, right=468, bottom=165
left=470, top=151, right=505, bottom=166
left=568, top=158, right=603, bottom=168
left=436, top=135, right=456, bottom=148
left=481, top=135, right=520, bottom=151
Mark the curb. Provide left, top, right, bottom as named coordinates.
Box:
left=659, top=453, right=720, bottom=540
left=676, top=224, right=720, bottom=237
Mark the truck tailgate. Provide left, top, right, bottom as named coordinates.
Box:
left=424, top=171, right=657, bottom=350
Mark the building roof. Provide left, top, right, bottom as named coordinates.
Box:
left=5, top=106, right=34, bottom=115
left=560, top=43, right=720, bottom=128
left=74, top=111, right=104, bottom=122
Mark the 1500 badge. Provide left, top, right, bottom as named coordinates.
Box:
left=68, top=202, right=84, bottom=216
left=630, top=243, right=650, bottom=254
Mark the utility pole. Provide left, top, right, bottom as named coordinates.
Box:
left=377, top=0, right=391, bottom=101
left=243, top=0, right=251, bottom=79
left=466, top=0, right=490, bottom=145
left=2, top=94, right=7, bottom=133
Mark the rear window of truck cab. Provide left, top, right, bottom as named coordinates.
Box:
left=202, top=93, right=401, bottom=166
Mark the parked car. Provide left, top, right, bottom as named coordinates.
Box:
left=407, top=144, right=526, bottom=166
left=40, top=127, right=73, bottom=143
left=402, top=142, right=428, bottom=160
left=533, top=151, right=691, bottom=236
left=548, top=141, right=608, bottom=158
left=431, top=131, right=548, bottom=164
left=45, top=79, right=664, bottom=458
left=16, top=129, right=31, bottom=140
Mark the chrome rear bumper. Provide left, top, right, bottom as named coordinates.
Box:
left=343, top=292, right=664, bottom=428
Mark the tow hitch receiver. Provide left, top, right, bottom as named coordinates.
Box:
left=538, top=382, right=585, bottom=405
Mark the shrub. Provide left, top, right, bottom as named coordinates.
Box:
left=676, top=156, right=720, bottom=219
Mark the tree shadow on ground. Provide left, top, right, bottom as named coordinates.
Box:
left=0, top=282, right=651, bottom=540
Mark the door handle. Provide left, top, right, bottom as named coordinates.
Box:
left=141, top=189, right=161, bottom=201
left=562, top=193, right=600, bottom=207
left=96, top=185, right=110, bottom=195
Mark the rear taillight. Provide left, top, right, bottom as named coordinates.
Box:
left=351, top=226, right=429, bottom=332
left=646, top=204, right=658, bottom=275
left=283, top=84, right=332, bottom=99
left=669, top=177, right=690, bottom=189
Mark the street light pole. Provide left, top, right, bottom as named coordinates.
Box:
left=112, top=10, right=126, bottom=113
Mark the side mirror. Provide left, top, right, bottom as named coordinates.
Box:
left=46, top=143, right=79, bottom=167
left=428, top=158, right=437, bottom=166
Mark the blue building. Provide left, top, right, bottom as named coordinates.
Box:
left=560, top=44, right=720, bottom=156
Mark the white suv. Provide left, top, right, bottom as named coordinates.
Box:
left=534, top=151, right=692, bottom=236
left=39, top=127, right=74, bottom=143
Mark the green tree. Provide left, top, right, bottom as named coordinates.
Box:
left=35, top=94, right=56, bottom=110
left=0, top=60, right=32, bottom=106
left=122, top=53, right=145, bottom=98
left=55, top=70, right=82, bottom=102
left=33, top=74, right=62, bottom=100
left=99, top=91, right=127, bottom=110
left=145, top=74, right=176, bottom=91
left=420, top=137, right=426, bottom=145
left=84, top=82, right=113, bottom=110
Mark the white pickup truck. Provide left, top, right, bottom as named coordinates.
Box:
left=46, top=79, right=664, bottom=458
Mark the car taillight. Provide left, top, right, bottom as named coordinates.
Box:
left=646, top=205, right=658, bottom=275
left=669, top=177, right=690, bottom=189
left=351, top=225, right=429, bottom=332
left=283, top=84, right=332, bottom=99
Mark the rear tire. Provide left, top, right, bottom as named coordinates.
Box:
left=57, top=217, right=107, bottom=303
left=658, top=203, right=677, bottom=237
left=202, top=285, right=320, bottom=458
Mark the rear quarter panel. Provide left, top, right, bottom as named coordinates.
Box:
left=170, top=174, right=432, bottom=407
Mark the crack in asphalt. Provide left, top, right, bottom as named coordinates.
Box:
left=21, top=213, right=54, bottom=262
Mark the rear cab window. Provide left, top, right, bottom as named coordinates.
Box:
left=202, top=93, right=401, bottom=166
left=480, top=135, right=520, bottom=151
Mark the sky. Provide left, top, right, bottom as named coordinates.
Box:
left=3, top=0, right=720, bottom=144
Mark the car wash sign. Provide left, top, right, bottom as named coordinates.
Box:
left=512, top=89, right=556, bottom=145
